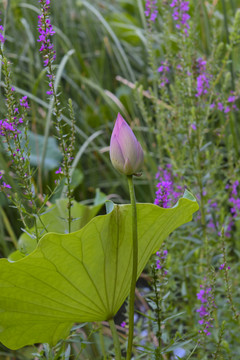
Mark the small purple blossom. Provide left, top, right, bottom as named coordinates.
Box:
left=120, top=321, right=126, bottom=328
left=154, top=165, right=183, bottom=208
left=219, top=263, right=225, bottom=270
left=19, top=96, right=30, bottom=109
left=0, top=119, right=21, bottom=138
left=212, top=93, right=238, bottom=113
left=224, top=106, right=230, bottom=113
left=158, top=61, right=170, bottom=87
left=228, top=180, right=240, bottom=220
left=0, top=24, right=5, bottom=43
left=145, top=0, right=158, bottom=22
left=38, top=0, right=56, bottom=95
left=155, top=248, right=168, bottom=272
left=2, top=182, right=11, bottom=189
left=170, top=0, right=190, bottom=36
left=228, top=96, right=236, bottom=103
left=55, top=167, right=63, bottom=174
left=195, top=58, right=211, bottom=97
left=196, top=283, right=216, bottom=336
left=196, top=74, right=210, bottom=97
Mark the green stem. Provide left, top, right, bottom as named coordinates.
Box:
left=99, top=322, right=107, bottom=360
left=109, top=319, right=121, bottom=360
left=126, top=175, right=138, bottom=360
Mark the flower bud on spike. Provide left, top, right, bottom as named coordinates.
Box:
left=110, top=113, right=144, bottom=176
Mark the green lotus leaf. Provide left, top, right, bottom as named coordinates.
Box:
left=17, top=197, right=106, bottom=256
left=0, top=190, right=198, bottom=349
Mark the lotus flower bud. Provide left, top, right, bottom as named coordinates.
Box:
left=110, top=113, right=144, bottom=176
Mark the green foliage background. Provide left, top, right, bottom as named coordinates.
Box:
left=0, top=0, right=240, bottom=359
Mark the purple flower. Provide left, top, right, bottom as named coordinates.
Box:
left=19, top=96, right=30, bottom=109
left=196, top=283, right=216, bottom=336
left=55, top=167, right=62, bottom=174
left=228, top=96, right=235, bottom=103
left=2, top=182, right=11, bottom=189
left=227, top=180, right=240, bottom=221
left=0, top=24, right=5, bottom=43
left=170, top=0, right=190, bottom=36
left=110, top=113, right=144, bottom=176
left=145, top=0, right=158, bottom=22
left=154, top=165, right=183, bottom=208
left=121, top=321, right=126, bottom=328
left=155, top=248, right=168, bottom=272
left=158, top=61, right=170, bottom=87
left=0, top=119, right=21, bottom=138
left=38, top=0, right=56, bottom=95
left=195, top=74, right=210, bottom=97
left=195, top=58, right=211, bottom=97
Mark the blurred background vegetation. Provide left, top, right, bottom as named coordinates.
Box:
left=0, top=0, right=240, bottom=358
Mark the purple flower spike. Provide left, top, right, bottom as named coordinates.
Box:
left=0, top=24, right=5, bottom=43
left=170, top=0, right=190, bottom=36
left=145, top=0, right=158, bottom=22
left=196, top=282, right=216, bottom=336
left=110, top=113, right=144, bottom=176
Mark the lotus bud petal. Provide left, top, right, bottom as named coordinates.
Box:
left=110, top=113, right=144, bottom=175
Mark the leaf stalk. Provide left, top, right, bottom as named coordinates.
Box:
left=109, top=318, right=121, bottom=360
left=126, top=175, right=138, bottom=360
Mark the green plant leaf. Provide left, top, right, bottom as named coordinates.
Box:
left=0, top=190, right=198, bottom=349
left=17, top=198, right=106, bottom=255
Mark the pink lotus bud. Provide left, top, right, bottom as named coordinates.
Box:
left=110, top=113, right=144, bottom=175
